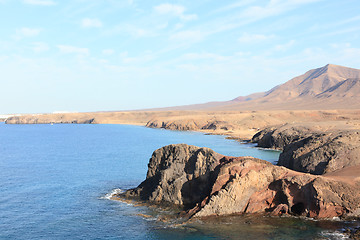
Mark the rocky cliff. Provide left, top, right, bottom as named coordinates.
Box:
left=119, top=144, right=360, bottom=219
left=252, top=125, right=360, bottom=174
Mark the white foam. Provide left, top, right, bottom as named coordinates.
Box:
left=320, top=230, right=349, bottom=240
left=101, top=188, right=124, bottom=200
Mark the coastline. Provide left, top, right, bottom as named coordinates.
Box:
left=5, top=109, right=360, bottom=141
left=5, top=113, right=359, bottom=237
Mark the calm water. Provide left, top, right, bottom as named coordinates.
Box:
left=0, top=123, right=356, bottom=239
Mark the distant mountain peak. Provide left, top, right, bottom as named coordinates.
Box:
left=262, top=64, right=360, bottom=101
left=160, top=64, right=360, bottom=111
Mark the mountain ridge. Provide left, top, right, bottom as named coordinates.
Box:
left=159, top=64, right=360, bottom=111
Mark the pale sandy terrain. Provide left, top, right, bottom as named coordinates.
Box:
left=324, top=165, right=360, bottom=185
left=6, top=109, right=360, bottom=139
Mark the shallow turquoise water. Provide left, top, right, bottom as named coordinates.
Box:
left=0, top=123, right=356, bottom=239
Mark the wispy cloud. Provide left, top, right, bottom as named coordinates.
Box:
left=14, top=28, right=41, bottom=40
left=32, top=42, right=49, bottom=53
left=169, top=30, right=204, bottom=42
left=104, top=24, right=154, bottom=38
left=102, top=49, right=114, bottom=55
left=202, top=0, right=323, bottom=36
left=23, top=0, right=56, bottom=6
left=81, top=18, right=102, bottom=28
left=211, top=0, right=256, bottom=13
left=154, top=3, right=197, bottom=21
left=57, top=45, right=89, bottom=55
left=182, top=52, right=228, bottom=61
left=238, top=33, right=275, bottom=43
left=274, top=40, right=295, bottom=51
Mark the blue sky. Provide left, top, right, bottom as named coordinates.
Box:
left=1, top=0, right=360, bottom=114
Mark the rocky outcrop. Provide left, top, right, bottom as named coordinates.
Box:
left=146, top=119, right=200, bottom=131
left=251, top=125, right=360, bottom=174
left=6, top=115, right=95, bottom=124
left=122, top=144, right=222, bottom=208
left=201, top=121, right=235, bottom=131
left=278, top=131, right=360, bottom=174
left=251, top=124, right=313, bottom=150
left=119, top=144, right=360, bottom=219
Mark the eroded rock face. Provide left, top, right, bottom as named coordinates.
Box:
left=278, top=131, right=360, bottom=174
left=123, top=144, right=223, bottom=207
left=121, top=144, right=360, bottom=219
left=251, top=125, right=313, bottom=150
left=252, top=125, right=360, bottom=174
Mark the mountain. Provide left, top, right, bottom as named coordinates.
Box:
left=212, top=64, right=360, bottom=110
left=149, top=64, right=360, bottom=111
left=316, top=78, right=360, bottom=98
left=259, top=64, right=360, bottom=101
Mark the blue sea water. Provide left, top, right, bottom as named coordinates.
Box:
left=0, top=123, right=356, bottom=239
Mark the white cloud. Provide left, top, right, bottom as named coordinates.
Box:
left=154, top=3, right=197, bottom=21
left=238, top=33, right=275, bottom=43
left=32, top=42, right=49, bottom=53
left=81, top=18, right=103, bottom=28
left=120, top=51, right=155, bottom=64
left=211, top=0, right=256, bottom=13
left=102, top=49, right=114, bottom=55
left=182, top=53, right=228, bottom=61
left=57, top=45, right=89, bottom=55
left=174, top=23, right=183, bottom=30
left=274, top=40, right=295, bottom=51
left=15, top=28, right=41, bottom=40
left=170, top=30, right=204, bottom=42
left=23, top=0, right=56, bottom=6
left=156, top=22, right=168, bottom=29
left=104, top=24, right=154, bottom=38
left=241, top=0, right=323, bottom=21
left=0, top=55, right=9, bottom=62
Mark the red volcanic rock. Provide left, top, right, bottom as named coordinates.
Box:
left=121, top=144, right=360, bottom=219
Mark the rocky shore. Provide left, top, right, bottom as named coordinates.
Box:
left=5, top=109, right=360, bottom=221
left=251, top=124, right=360, bottom=175
left=118, top=144, right=360, bottom=220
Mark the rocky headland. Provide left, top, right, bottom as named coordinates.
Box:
left=118, top=144, right=360, bottom=220
left=251, top=124, right=360, bottom=175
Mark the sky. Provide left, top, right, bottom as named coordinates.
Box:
left=1, top=0, right=360, bottom=114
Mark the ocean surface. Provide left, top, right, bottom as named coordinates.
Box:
left=0, top=123, right=357, bottom=239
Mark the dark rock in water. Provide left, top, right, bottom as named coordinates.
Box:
left=120, top=144, right=360, bottom=219
left=123, top=144, right=222, bottom=208
left=251, top=125, right=360, bottom=174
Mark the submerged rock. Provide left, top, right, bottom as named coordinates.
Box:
left=120, top=144, right=360, bottom=219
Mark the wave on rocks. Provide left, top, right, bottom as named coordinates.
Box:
left=101, top=188, right=124, bottom=200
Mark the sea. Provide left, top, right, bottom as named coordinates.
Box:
left=0, top=123, right=357, bottom=239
